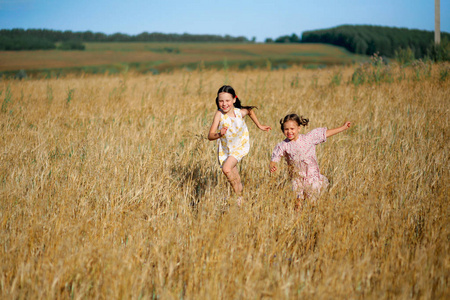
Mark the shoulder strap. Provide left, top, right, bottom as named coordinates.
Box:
left=234, top=108, right=241, bottom=118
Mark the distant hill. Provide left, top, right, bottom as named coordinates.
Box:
left=0, top=42, right=364, bottom=77
left=0, top=29, right=250, bottom=50
left=273, top=25, right=450, bottom=59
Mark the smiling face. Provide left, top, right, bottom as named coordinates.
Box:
left=283, top=120, right=301, bottom=141
left=217, top=92, right=236, bottom=114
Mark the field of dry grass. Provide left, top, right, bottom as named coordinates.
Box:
left=0, top=62, right=448, bottom=299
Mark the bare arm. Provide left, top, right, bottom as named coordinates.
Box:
left=326, top=121, right=352, bottom=138
left=244, top=108, right=272, bottom=131
left=208, top=111, right=228, bottom=141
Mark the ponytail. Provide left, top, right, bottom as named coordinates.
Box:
left=234, top=97, right=257, bottom=110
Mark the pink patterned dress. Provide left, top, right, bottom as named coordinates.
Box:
left=271, top=127, right=329, bottom=199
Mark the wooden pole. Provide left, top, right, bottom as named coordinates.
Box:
left=435, top=0, right=440, bottom=44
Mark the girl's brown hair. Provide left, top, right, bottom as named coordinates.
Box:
left=279, top=114, right=309, bottom=132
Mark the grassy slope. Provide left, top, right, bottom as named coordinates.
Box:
left=0, top=42, right=365, bottom=75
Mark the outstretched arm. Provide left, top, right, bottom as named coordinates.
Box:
left=245, top=109, right=272, bottom=131
left=208, top=111, right=228, bottom=141
left=326, top=121, right=351, bottom=138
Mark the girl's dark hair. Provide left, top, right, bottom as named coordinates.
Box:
left=215, top=85, right=257, bottom=110
left=280, top=114, right=309, bottom=132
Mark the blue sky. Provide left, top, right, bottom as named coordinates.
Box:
left=0, top=0, right=448, bottom=42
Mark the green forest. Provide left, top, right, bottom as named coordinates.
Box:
left=298, top=25, right=449, bottom=60
left=0, top=29, right=250, bottom=50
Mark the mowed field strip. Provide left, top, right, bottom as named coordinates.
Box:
left=0, top=42, right=365, bottom=73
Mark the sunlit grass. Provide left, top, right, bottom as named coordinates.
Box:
left=0, top=63, right=448, bottom=299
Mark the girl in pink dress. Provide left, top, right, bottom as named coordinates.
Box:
left=270, top=114, right=351, bottom=207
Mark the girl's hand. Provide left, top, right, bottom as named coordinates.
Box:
left=220, top=126, right=228, bottom=136
left=269, top=161, right=277, bottom=173
left=343, top=121, right=351, bottom=129
left=259, top=125, right=272, bottom=132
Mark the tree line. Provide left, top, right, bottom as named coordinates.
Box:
left=0, top=29, right=250, bottom=50
left=269, top=25, right=450, bottom=61
left=2, top=26, right=448, bottom=61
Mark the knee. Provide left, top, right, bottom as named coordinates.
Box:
left=222, top=165, right=232, bottom=176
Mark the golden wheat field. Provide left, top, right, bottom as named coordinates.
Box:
left=0, top=62, right=449, bottom=299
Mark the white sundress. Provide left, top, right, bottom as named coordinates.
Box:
left=217, top=108, right=250, bottom=166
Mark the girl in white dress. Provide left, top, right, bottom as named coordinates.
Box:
left=208, top=85, right=271, bottom=203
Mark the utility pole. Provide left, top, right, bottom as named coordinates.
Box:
left=435, top=0, right=440, bottom=44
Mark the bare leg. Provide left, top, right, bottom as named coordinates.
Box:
left=295, top=199, right=304, bottom=211
left=230, top=165, right=243, bottom=196
left=222, top=156, right=243, bottom=195
left=295, top=192, right=305, bottom=211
